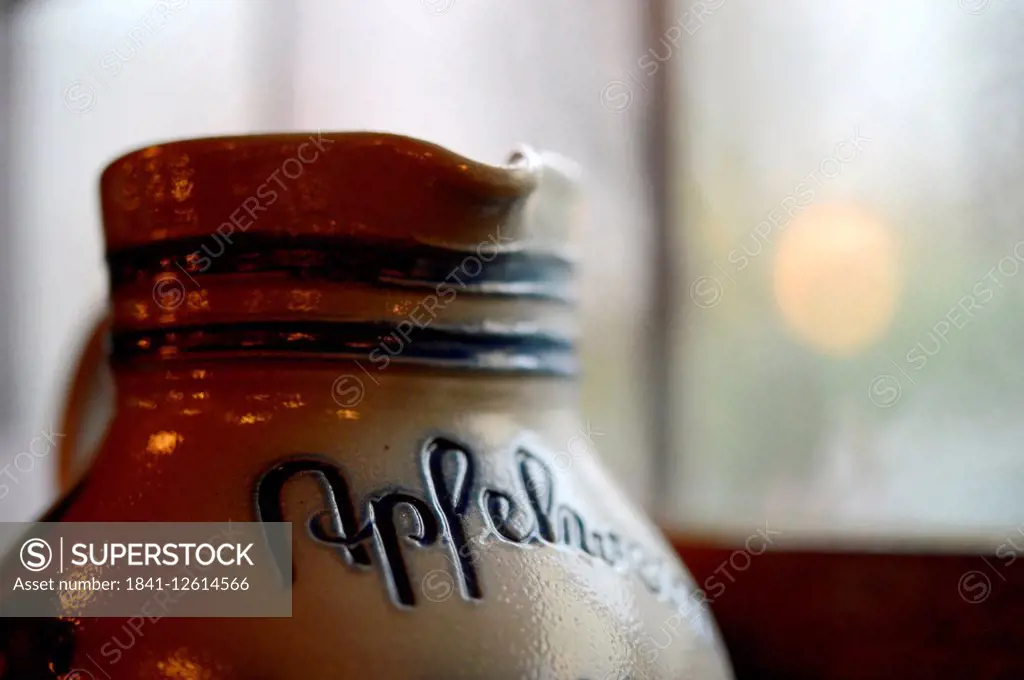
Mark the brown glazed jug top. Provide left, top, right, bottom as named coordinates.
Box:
left=99, top=132, right=579, bottom=361
left=99, top=132, right=559, bottom=252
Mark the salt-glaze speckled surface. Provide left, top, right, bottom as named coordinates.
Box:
left=0, top=133, right=734, bottom=679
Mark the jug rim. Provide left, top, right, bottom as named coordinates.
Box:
left=100, top=130, right=541, bottom=201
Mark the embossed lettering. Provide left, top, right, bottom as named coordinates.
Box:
left=255, top=457, right=371, bottom=579
left=255, top=436, right=691, bottom=613
left=517, top=449, right=556, bottom=543
left=423, top=438, right=482, bottom=600
left=481, top=489, right=533, bottom=544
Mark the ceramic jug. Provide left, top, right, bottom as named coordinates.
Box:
left=1, top=133, right=733, bottom=679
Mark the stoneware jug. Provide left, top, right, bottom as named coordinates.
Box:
left=2, top=133, right=733, bottom=679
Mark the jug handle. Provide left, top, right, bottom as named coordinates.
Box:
left=57, top=313, right=110, bottom=492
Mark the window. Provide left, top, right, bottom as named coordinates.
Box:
left=668, top=0, right=1024, bottom=536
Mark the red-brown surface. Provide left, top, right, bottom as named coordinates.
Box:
left=675, top=539, right=1024, bottom=679
left=99, top=132, right=533, bottom=252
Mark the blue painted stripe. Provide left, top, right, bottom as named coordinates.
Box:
left=112, top=321, right=578, bottom=375
left=108, top=235, right=575, bottom=302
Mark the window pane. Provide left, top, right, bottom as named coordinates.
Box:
left=670, top=0, right=1024, bottom=535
